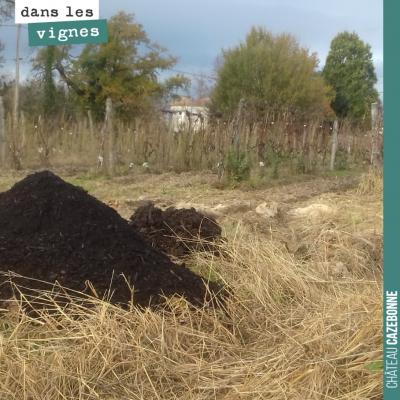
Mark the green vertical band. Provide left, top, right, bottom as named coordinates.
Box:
left=383, top=1, right=399, bottom=398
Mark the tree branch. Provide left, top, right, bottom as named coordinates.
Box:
left=54, top=58, right=85, bottom=96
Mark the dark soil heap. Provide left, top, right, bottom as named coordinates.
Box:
left=0, top=171, right=222, bottom=307
left=129, top=203, right=222, bottom=257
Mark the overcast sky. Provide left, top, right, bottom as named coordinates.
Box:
left=0, top=0, right=383, bottom=97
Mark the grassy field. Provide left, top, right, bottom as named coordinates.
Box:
left=0, top=168, right=383, bottom=399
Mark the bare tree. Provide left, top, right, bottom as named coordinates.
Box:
left=193, top=73, right=215, bottom=99
left=213, top=53, right=224, bottom=75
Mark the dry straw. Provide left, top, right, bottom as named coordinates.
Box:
left=1, top=226, right=382, bottom=399
left=0, top=177, right=383, bottom=399
left=357, top=170, right=383, bottom=196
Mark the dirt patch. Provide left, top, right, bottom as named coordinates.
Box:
left=129, top=203, right=222, bottom=257
left=0, top=171, right=222, bottom=308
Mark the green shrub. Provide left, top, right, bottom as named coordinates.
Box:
left=335, top=150, right=350, bottom=170
left=264, top=147, right=278, bottom=167
left=264, top=147, right=281, bottom=179
left=271, top=161, right=279, bottom=179
left=295, top=153, right=307, bottom=174
left=225, top=149, right=251, bottom=182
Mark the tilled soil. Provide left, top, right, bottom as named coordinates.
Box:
left=0, top=171, right=222, bottom=308
left=129, top=203, right=222, bottom=257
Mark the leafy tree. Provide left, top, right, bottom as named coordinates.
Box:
left=19, top=78, right=43, bottom=117
left=212, top=26, right=334, bottom=116
left=322, top=31, right=379, bottom=119
left=0, top=72, right=13, bottom=112
left=31, top=11, right=190, bottom=119
left=0, top=74, right=66, bottom=120
left=19, top=78, right=67, bottom=119
left=42, top=46, right=57, bottom=117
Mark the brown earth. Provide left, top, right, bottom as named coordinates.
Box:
left=0, top=171, right=223, bottom=308
left=129, top=203, right=222, bottom=257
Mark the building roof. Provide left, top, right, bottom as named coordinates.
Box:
left=171, top=97, right=211, bottom=107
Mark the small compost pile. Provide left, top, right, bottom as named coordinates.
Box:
left=0, top=171, right=222, bottom=308
left=129, top=203, right=222, bottom=257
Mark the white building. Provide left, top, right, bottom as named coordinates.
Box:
left=169, top=97, right=210, bottom=132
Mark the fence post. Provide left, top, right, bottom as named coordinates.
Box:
left=217, top=156, right=223, bottom=180
left=330, top=119, right=339, bottom=171
left=97, top=122, right=106, bottom=173
left=234, top=98, right=245, bottom=146
left=88, top=110, right=95, bottom=142
left=309, top=121, right=317, bottom=169
left=12, top=24, right=22, bottom=170
left=106, top=98, right=116, bottom=176
left=370, top=102, right=382, bottom=174
left=302, top=123, right=307, bottom=150
left=20, top=111, right=26, bottom=147
left=0, top=96, right=5, bottom=167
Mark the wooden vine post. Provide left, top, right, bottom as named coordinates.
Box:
left=106, top=98, right=116, bottom=176
left=0, top=96, right=5, bottom=167
left=370, top=102, right=382, bottom=174
left=330, top=119, right=339, bottom=171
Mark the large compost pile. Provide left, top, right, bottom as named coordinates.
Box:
left=0, top=171, right=222, bottom=308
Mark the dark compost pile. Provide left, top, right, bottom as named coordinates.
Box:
left=129, top=203, right=222, bottom=257
left=0, top=171, right=222, bottom=308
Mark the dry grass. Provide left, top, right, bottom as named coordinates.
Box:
left=0, top=173, right=383, bottom=399
left=357, top=171, right=383, bottom=196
